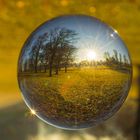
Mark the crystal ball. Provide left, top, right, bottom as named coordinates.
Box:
left=18, top=15, right=132, bottom=129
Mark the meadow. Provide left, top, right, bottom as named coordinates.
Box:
left=19, top=67, right=131, bottom=128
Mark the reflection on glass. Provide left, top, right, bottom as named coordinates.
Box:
left=18, top=15, right=132, bottom=129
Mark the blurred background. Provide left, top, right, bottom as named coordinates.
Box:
left=0, top=0, right=140, bottom=140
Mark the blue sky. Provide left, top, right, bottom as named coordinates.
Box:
left=23, top=15, right=130, bottom=63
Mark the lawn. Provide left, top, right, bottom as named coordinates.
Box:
left=19, top=67, right=131, bottom=129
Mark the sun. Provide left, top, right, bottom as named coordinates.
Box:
left=86, top=50, right=97, bottom=61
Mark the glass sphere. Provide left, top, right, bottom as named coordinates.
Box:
left=18, top=15, right=132, bottom=130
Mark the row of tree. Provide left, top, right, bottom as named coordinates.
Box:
left=21, top=28, right=130, bottom=75
left=22, top=28, right=78, bottom=76
left=70, top=50, right=130, bottom=68
left=104, top=49, right=130, bottom=66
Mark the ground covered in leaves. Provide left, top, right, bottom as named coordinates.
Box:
left=19, top=67, right=131, bottom=129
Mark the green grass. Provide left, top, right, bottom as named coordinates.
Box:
left=19, top=67, right=131, bottom=128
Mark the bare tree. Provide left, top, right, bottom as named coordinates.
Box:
left=113, top=49, right=119, bottom=63
left=54, top=45, right=64, bottom=75
left=30, top=33, right=48, bottom=73
left=119, top=53, right=122, bottom=64
left=62, top=45, right=76, bottom=73
left=104, top=50, right=128, bottom=67
left=44, top=28, right=77, bottom=76
left=28, top=28, right=77, bottom=75
left=104, top=52, right=111, bottom=65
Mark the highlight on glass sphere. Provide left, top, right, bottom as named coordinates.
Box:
left=18, top=15, right=132, bottom=130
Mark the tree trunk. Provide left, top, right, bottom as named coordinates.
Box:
left=34, top=61, right=38, bottom=73
left=134, top=65, right=140, bottom=140
left=34, top=53, right=38, bottom=73
left=49, top=52, right=55, bottom=77
left=49, top=59, right=53, bottom=77
left=55, top=65, right=58, bottom=75
left=34, top=45, right=41, bottom=73
left=49, top=63, right=52, bottom=77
